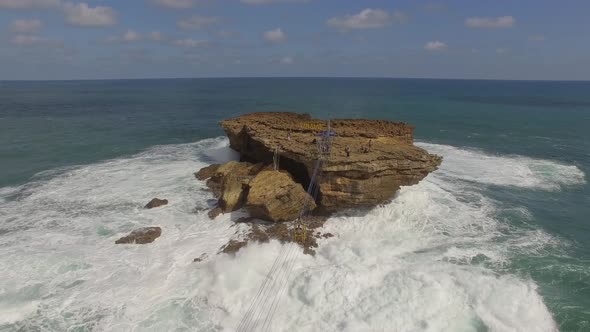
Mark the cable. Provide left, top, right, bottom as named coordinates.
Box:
left=236, top=121, right=335, bottom=332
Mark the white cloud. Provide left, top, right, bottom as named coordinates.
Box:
left=153, top=0, right=194, bottom=9
left=109, top=30, right=140, bottom=42
left=150, top=31, right=164, bottom=41
left=327, top=8, right=406, bottom=30
left=264, top=28, right=286, bottom=43
left=529, top=35, right=545, bottom=41
left=465, top=16, right=515, bottom=29
left=240, top=0, right=309, bottom=5
left=280, top=56, right=294, bottom=64
left=424, top=41, right=447, bottom=51
left=123, top=30, right=141, bottom=42
left=0, top=0, right=60, bottom=9
left=496, top=48, right=509, bottom=54
left=63, top=2, right=117, bottom=27
left=177, top=15, right=220, bottom=30
left=173, top=38, right=208, bottom=47
left=11, top=34, right=62, bottom=47
left=12, top=34, right=43, bottom=45
left=10, top=19, right=42, bottom=33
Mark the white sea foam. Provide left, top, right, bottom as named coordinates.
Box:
left=0, top=139, right=567, bottom=331
left=418, top=142, right=586, bottom=191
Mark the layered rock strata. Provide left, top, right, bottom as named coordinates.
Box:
left=213, top=112, right=442, bottom=214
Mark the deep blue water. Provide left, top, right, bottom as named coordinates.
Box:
left=1, top=78, right=589, bottom=331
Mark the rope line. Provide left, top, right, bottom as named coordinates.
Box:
left=236, top=120, right=335, bottom=332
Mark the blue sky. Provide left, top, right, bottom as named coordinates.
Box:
left=1, top=0, right=589, bottom=80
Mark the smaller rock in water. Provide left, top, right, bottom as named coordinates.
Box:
left=193, top=253, right=208, bottom=262
left=144, top=198, right=168, bottom=209
left=115, top=227, right=162, bottom=244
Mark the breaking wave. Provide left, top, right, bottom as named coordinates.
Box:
left=0, top=138, right=580, bottom=331
left=418, top=142, right=586, bottom=191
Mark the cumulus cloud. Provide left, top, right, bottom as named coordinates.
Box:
left=150, top=31, right=164, bottom=41
left=280, top=56, right=294, bottom=64
left=10, top=19, right=42, bottom=33
left=173, top=38, right=208, bottom=47
left=11, top=34, right=62, bottom=47
left=465, top=16, right=515, bottom=29
left=327, top=8, right=406, bottom=30
left=153, top=0, right=195, bottom=9
left=424, top=41, right=447, bottom=51
left=177, top=15, right=220, bottom=30
left=63, top=2, right=117, bottom=27
left=264, top=28, right=286, bottom=43
left=0, top=0, right=60, bottom=9
left=108, top=29, right=142, bottom=43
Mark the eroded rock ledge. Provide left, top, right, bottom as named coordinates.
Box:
left=197, top=112, right=442, bottom=222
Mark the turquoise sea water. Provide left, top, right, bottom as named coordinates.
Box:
left=0, top=78, right=589, bottom=331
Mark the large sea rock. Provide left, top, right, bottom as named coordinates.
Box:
left=197, top=112, right=442, bottom=221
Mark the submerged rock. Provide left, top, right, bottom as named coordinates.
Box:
left=115, top=227, right=162, bottom=244
left=144, top=198, right=168, bottom=209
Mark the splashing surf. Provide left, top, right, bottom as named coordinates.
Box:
left=0, top=138, right=584, bottom=331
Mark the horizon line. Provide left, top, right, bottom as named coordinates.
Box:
left=2, top=76, right=590, bottom=83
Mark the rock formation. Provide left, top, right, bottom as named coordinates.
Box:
left=144, top=198, right=168, bottom=209
left=246, top=169, right=316, bottom=222
left=115, top=227, right=162, bottom=244
left=197, top=112, right=442, bottom=221
left=198, top=160, right=314, bottom=222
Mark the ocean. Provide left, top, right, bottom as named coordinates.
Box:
left=0, top=78, right=588, bottom=331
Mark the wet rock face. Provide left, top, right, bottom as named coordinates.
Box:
left=115, top=227, right=162, bottom=244
left=220, top=112, right=442, bottom=212
left=198, top=162, right=314, bottom=222
left=194, top=164, right=219, bottom=180
left=246, top=170, right=316, bottom=222
left=144, top=198, right=168, bottom=209
left=203, top=161, right=264, bottom=214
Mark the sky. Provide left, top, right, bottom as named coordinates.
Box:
left=1, top=0, right=590, bottom=80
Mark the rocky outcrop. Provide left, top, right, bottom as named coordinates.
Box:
left=144, top=198, right=168, bottom=209
left=194, top=164, right=219, bottom=180
left=204, top=161, right=264, bottom=213
left=219, top=112, right=442, bottom=212
left=246, top=170, right=316, bottom=222
left=198, top=162, right=314, bottom=222
left=115, top=227, right=162, bottom=244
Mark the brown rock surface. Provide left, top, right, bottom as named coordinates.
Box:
left=194, top=164, right=220, bottom=180
left=203, top=161, right=264, bottom=214
left=115, top=227, right=162, bottom=244
left=246, top=169, right=316, bottom=222
left=220, top=112, right=442, bottom=212
left=144, top=198, right=168, bottom=209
